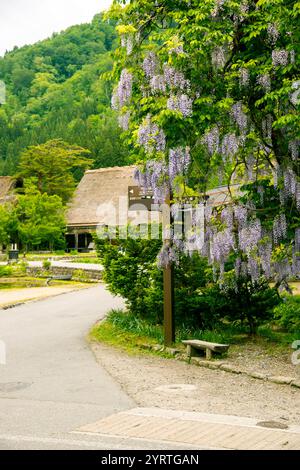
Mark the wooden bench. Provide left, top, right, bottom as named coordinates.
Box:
left=182, top=339, right=229, bottom=360
left=46, top=275, right=72, bottom=286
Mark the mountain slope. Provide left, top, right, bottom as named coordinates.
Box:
left=0, top=14, right=128, bottom=175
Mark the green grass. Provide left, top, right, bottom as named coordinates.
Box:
left=70, top=257, right=101, bottom=264
left=90, top=309, right=299, bottom=359
left=89, top=310, right=175, bottom=357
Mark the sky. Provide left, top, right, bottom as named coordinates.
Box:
left=0, top=0, right=113, bottom=56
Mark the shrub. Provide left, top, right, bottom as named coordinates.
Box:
left=216, top=276, right=281, bottom=334
left=55, top=250, right=65, bottom=256
left=0, top=266, right=13, bottom=277
left=274, top=296, right=300, bottom=333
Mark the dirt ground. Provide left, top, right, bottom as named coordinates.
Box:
left=91, top=342, right=300, bottom=426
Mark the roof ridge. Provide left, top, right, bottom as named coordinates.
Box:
left=86, top=165, right=136, bottom=174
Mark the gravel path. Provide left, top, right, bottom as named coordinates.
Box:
left=91, top=342, right=300, bottom=426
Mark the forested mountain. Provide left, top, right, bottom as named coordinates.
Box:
left=0, top=14, right=129, bottom=175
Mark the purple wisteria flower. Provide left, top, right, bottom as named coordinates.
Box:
left=239, top=68, right=250, bottom=87
left=121, top=35, right=134, bottom=55
left=150, top=75, right=166, bottom=94
left=203, top=126, right=220, bottom=155
left=157, top=246, right=179, bottom=268
left=273, top=213, right=287, bottom=243
left=143, top=52, right=158, bottom=78
left=231, top=102, right=247, bottom=133
left=238, top=219, right=262, bottom=254
left=163, top=64, right=190, bottom=91
left=212, top=46, right=226, bottom=69
left=111, top=69, right=133, bottom=110
left=169, top=147, right=191, bottom=185
left=221, top=207, right=234, bottom=228
left=289, top=140, right=300, bottom=160
left=118, top=111, right=130, bottom=131
left=247, top=257, right=260, bottom=282
left=283, top=167, right=297, bottom=198
left=259, top=239, right=272, bottom=278
left=210, top=229, right=235, bottom=263
left=220, top=133, right=240, bottom=158
left=234, top=205, right=248, bottom=228
left=272, top=50, right=289, bottom=67
left=262, top=115, right=273, bottom=140
left=167, top=94, right=193, bottom=117
left=257, top=74, right=271, bottom=93
left=137, top=116, right=166, bottom=153
left=267, top=23, right=279, bottom=45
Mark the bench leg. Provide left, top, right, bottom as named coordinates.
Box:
left=187, top=345, right=203, bottom=358
left=206, top=348, right=212, bottom=360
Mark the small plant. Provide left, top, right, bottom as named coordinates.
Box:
left=43, top=260, right=51, bottom=271
left=18, top=261, right=28, bottom=274
left=70, top=250, right=78, bottom=256
left=0, top=265, right=13, bottom=277
left=72, top=269, right=88, bottom=282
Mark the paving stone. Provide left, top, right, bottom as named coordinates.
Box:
left=152, top=344, right=164, bottom=352
left=291, top=380, right=300, bottom=388
left=220, top=364, right=242, bottom=374
left=248, top=371, right=267, bottom=380
left=165, top=347, right=181, bottom=356
left=268, top=376, right=293, bottom=385
left=190, top=358, right=223, bottom=370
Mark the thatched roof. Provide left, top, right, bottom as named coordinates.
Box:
left=0, top=177, right=15, bottom=204
left=67, top=166, right=156, bottom=228
left=206, top=184, right=241, bottom=206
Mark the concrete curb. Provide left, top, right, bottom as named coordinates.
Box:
left=144, top=343, right=300, bottom=389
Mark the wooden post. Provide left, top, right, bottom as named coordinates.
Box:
left=164, top=262, right=175, bottom=346
left=163, top=192, right=175, bottom=346
left=75, top=232, right=79, bottom=251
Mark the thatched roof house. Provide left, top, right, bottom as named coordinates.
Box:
left=66, top=166, right=158, bottom=251
left=0, top=176, right=15, bottom=205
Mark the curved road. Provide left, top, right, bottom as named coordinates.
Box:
left=0, top=286, right=138, bottom=449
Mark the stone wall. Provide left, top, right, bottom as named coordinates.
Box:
left=26, top=265, right=102, bottom=282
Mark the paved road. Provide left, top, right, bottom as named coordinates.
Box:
left=0, top=286, right=159, bottom=450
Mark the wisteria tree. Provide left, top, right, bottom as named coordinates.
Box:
left=108, top=0, right=300, bottom=288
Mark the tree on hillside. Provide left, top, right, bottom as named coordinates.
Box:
left=0, top=203, right=19, bottom=247
left=17, top=140, right=92, bottom=202
left=0, top=205, right=10, bottom=246
left=16, top=181, right=66, bottom=251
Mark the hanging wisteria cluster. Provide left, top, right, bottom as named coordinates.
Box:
left=137, top=116, right=166, bottom=154
left=111, top=69, right=133, bottom=110
left=134, top=146, right=191, bottom=203
left=167, top=94, right=193, bottom=117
